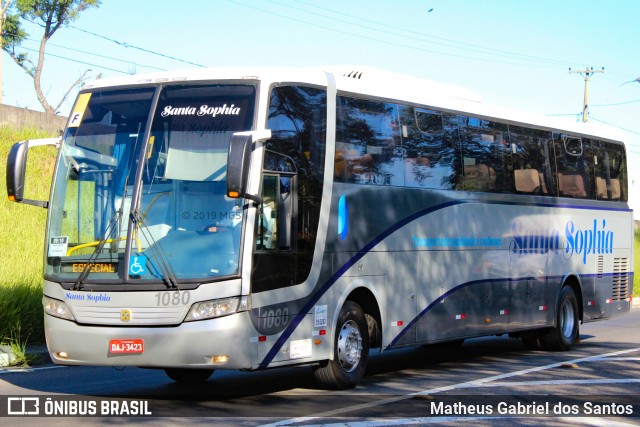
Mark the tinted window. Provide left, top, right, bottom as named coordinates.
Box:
left=458, top=116, right=509, bottom=192
left=399, top=105, right=459, bottom=189
left=259, top=85, right=326, bottom=288
left=509, top=126, right=554, bottom=195
left=553, top=134, right=591, bottom=198
left=336, top=97, right=403, bottom=186
left=592, top=139, right=627, bottom=201
left=333, top=97, right=627, bottom=203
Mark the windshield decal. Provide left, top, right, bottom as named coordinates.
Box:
left=67, top=93, right=92, bottom=128
left=160, top=104, right=241, bottom=118
left=129, top=255, right=147, bottom=276
left=48, top=236, right=68, bottom=257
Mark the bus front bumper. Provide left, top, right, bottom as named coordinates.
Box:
left=44, top=312, right=256, bottom=370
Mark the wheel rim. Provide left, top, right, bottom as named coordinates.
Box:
left=337, top=320, right=363, bottom=373
left=560, top=298, right=575, bottom=340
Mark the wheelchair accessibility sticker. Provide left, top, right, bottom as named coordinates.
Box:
left=129, top=255, right=147, bottom=276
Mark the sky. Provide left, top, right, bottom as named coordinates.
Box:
left=2, top=0, right=639, bottom=212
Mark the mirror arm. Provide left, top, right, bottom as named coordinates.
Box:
left=244, top=193, right=263, bottom=205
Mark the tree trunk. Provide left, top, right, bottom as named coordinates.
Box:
left=33, top=35, right=55, bottom=114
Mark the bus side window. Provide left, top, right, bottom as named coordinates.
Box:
left=509, top=126, right=553, bottom=195
left=400, top=105, right=458, bottom=190
left=553, top=134, right=591, bottom=198
left=458, top=116, right=507, bottom=192
left=593, top=139, right=627, bottom=201
left=336, top=97, right=402, bottom=186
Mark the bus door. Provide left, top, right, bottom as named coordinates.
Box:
left=252, top=162, right=296, bottom=294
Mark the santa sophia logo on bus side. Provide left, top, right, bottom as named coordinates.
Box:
left=510, top=218, right=614, bottom=264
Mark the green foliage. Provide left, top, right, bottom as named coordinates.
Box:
left=15, top=0, right=101, bottom=35
left=3, top=0, right=101, bottom=112
left=1, top=323, right=34, bottom=366
left=0, top=125, right=57, bottom=343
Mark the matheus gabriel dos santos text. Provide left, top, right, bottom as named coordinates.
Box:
left=430, top=400, right=634, bottom=416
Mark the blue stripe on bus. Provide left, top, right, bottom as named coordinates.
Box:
left=257, top=198, right=631, bottom=369
left=257, top=199, right=464, bottom=369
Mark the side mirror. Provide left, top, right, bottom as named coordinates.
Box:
left=6, top=141, right=28, bottom=203
left=226, top=130, right=271, bottom=203
left=6, top=137, right=60, bottom=208
left=226, top=134, right=254, bottom=201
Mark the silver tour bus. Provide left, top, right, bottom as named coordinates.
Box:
left=6, top=67, right=634, bottom=388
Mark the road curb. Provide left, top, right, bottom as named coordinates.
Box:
left=0, top=344, right=51, bottom=369
left=0, top=346, right=17, bottom=367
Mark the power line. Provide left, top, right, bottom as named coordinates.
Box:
left=280, top=1, right=639, bottom=83
left=47, top=41, right=166, bottom=72
left=589, top=116, right=640, bottom=137
left=591, top=99, right=640, bottom=107
left=280, top=0, right=569, bottom=66
left=226, top=0, right=570, bottom=69
left=68, top=26, right=206, bottom=68
left=2, top=30, right=167, bottom=72
left=269, top=0, right=572, bottom=68
left=18, top=46, right=130, bottom=74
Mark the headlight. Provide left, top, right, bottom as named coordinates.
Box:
left=184, top=296, right=248, bottom=322
left=43, top=296, right=75, bottom=321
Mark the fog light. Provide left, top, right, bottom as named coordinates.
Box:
left=211, top=355, right=229, bottom=364
left=56, top=352, right=69, bottom=359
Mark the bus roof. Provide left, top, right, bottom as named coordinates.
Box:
left=82, top=66, right=626, bottom=145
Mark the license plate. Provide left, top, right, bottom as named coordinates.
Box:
left=109, top=339, right=144, bottom=354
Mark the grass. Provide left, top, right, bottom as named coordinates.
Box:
left=0, top=324, right=33, bottom=367
left=0, top=125, right=58, bottom=345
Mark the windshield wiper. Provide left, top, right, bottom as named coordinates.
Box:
left=130, top=210, right=179, bottom=290
left=71, top=207, right=122, bottom=290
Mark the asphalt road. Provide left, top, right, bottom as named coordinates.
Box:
left=1, top=306, right=640, bottom=426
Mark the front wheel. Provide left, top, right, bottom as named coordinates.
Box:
left=540, top=286, right=579, bottom=351
left=313, top=301, right=369, bottom=389
left=164, top=368, right=214, bottom=383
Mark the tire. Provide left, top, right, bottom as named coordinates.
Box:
left=540, top=286, right=579, bottom=351
left=313, top=301, right=369, bottom=389
left=164, top=368, right=214, bottom=383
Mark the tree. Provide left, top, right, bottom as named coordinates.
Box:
left=2, top=0, right=100, bottom=114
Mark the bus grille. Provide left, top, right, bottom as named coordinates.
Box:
left=73, top=306, right=186, bottom=325
left=611, top=258, right=630, bottom=301
left=597, top=255, right=604, bottom=279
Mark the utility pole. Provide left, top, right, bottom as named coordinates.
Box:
left=569, top=67, right=605, bottom=122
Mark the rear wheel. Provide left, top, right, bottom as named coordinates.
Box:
left=313, top=301, right=369, bottom=389
left=164, top=368, right=214, bottom=383
left=540, top=286, right=579, bottom=351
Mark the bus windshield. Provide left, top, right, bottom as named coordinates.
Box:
left=45, top=84, right=256, bottom=284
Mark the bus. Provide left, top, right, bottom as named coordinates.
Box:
left=6, top=66, right=634, bottom=389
